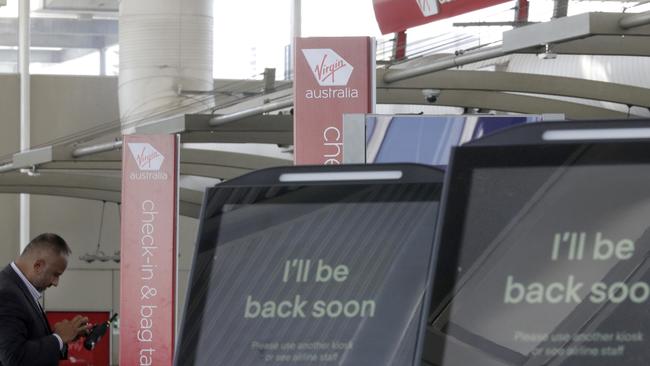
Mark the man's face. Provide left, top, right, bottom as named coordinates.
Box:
left=32, top=252, right=68, bottom=292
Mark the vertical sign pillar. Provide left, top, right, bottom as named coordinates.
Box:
left=515, top=0, right=529, bottom=25
left=294, top=37, right=375, bottom=165
left=120, top=134, right=178, bottom=366
left=393, top=31, right=407, bottom=60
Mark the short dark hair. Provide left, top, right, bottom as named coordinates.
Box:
left=22, top=233, right=71, bottom=257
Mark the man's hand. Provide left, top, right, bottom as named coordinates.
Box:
left=53, top=315, right=91, bottom=343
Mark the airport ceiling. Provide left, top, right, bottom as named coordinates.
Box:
left=0, top=10, right=649, bottom=216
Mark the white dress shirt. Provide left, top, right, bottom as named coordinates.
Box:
left=10, top=262, right=64, bottom=350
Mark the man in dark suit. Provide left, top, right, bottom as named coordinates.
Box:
left=0, top=233, right=91, bottom=366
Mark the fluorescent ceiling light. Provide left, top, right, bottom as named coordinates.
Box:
left=31, top=46, right=64, bottom=51
left=542, top=128, right=650, bottom=141
left=0, top=46, right=63, bottom=51
left=279, top=170, right=403, bottom=182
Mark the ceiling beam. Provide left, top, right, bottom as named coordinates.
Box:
left=0, top=33, right=108, bottom=49
left=384, top=12, right=650, bottom=84
left=0, top=17, right=117, bottom=36
left=0, top=49, right=61, bottom=64
left=376, top=88, right=632, bottom=119
left=0, top=17, right=117, bottom=49
left=376, top=69, right=650, bottom=109
left=0, top=171, right=203, bottom=218
left=37, top=147, right=291, bottom=180
left=503, top=12, right=650, bottom=53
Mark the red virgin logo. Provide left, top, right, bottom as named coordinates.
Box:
left=127, top=143, right=165, bottom=171
left=302, top=49, right=354, bottom=86
left=315, top=55, right=346, bottom=84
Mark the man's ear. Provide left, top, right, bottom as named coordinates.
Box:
left=33, top=258, right=46, bottom=273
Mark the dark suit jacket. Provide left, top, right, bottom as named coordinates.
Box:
left=0, top=265, right=64, bottom=366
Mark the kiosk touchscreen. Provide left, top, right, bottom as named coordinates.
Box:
left=424, top=120, right=650, bottom=366
left=175, top=164, right=443, bottom=366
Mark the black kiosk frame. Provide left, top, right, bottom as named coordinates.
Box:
left=424, top=120, right=650, bottom=366
left=175, top=164, right=444, bottom=366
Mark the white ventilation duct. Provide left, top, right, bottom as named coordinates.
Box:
left=119, top=0, right=213, bottom=133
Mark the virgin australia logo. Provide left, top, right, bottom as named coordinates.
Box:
left=416, top=0, right=439, bottom=16
left=127, top=143, right=164, bottom=171
left=302, top=48, right=353, bottom=86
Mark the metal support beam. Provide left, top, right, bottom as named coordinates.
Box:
left=99, top=47, right=106, bottom=75
left=620, top=10, right=650, bottom=29
left=0, top=49, right=62, bottom=63
left=13, top=146, right=53, bottom=168
left=385, top=11, right=650, bottom=85
left=453, top=21, right=535, bottom=27
left=376, top=69, right=650, bottom=109
left=183, top=114, right=293, bottom=145
left=383, top=45, right=506, bottom=83
left=376, top=88, right=632, bottom=119
left=289, top=0, right=301, bottom=79
left=552, top=0, right=569, bottom=18
left=0, top=33, right=110, bottom=50
left=0, top=163, right=14, bottom=173
left=0, top=17, right=118, bottom=52
left=0, top=172, right=204, bottom=218
left=209, top=99, right=293, bottom=126
left=72, top=139, right=123, bottom=158
left=19, top=0, right=30, bottom=250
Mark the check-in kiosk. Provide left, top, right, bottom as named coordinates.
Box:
left=424, top=120, right=650, bottom=366
left=175, top=164, right=443, bottom=365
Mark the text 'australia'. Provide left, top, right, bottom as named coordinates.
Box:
left=305, top=87, right=359, bottom=100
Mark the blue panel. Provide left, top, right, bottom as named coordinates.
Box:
left=367, top=115, right=548, bottom=167
left=472, top=116, right=543, bottom=140
left=372, top=116, right=464, bottom=166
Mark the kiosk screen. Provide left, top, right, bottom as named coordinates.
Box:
left=428, top=130, right=650, bottom=366
left=176, top=165, right=442, bottom=366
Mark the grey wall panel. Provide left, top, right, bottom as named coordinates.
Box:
left=0, top=74, right=20, bottom=158
left=31, top=195, right=121, bottom=270
left=0, top=195, right=19, bottom=261
left=43, top=268, right=113, bottom=310
left=0, top=75, right=20, bottom=263
left=177, top=269, right=190, bottom=326
left=30, top=75, right=119, bottom=146
left=178, top=215, right=198, bottom=271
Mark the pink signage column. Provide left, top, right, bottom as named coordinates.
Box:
left=120, top=134, right=178, bottom=366
left=294, top=37, right=375, bottom=165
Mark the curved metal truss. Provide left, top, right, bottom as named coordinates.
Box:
left=1, top=11, right=650, bottom=213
